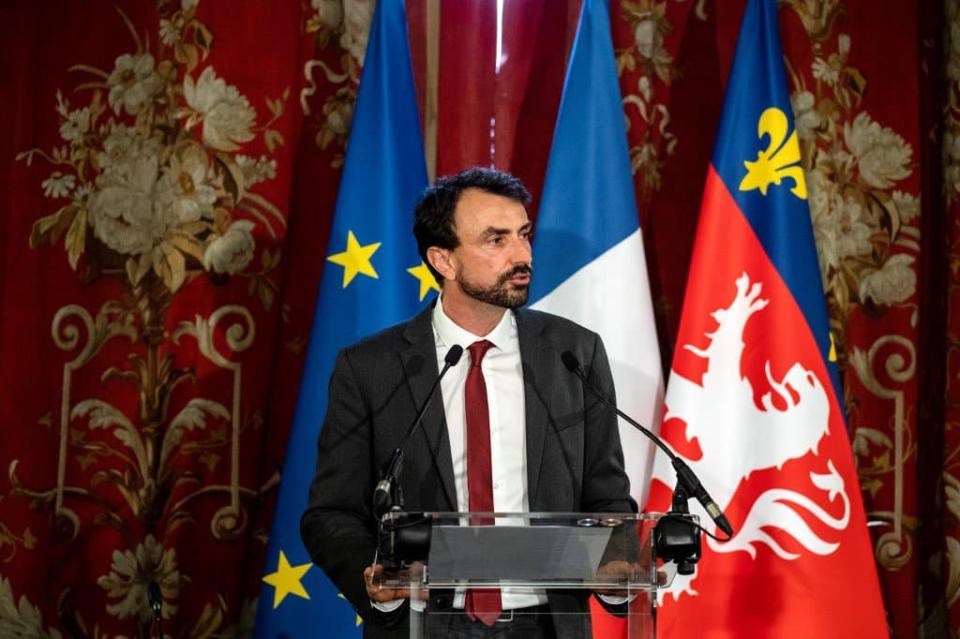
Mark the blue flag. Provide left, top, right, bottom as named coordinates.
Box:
left=254, top=1, right=433, bottom=635
left=529, top=0, right=663, bottom=513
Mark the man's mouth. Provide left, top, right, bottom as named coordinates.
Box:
left=504, top=267, right=532, bottom=286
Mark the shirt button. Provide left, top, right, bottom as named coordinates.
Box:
left=493, top=482, right=500, bottom=490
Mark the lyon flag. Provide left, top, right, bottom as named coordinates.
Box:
left=528, top=0, right=663, bottom=506
left=649, top=0, right=887, bottom=636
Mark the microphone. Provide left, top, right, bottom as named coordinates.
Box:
left=561, top=350, right=734, bottom=537
left=373, top=345, right=464, bottom=518
left=147, top=581, right=163, bottom=639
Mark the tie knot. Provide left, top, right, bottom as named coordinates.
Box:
left=468, top=340, right=494, bottom=368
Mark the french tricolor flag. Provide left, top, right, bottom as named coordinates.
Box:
left=528, top=0, right=664, bottom=512
left=648, top=0, right=887, bottom=636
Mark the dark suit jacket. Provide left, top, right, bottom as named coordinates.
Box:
left=300, top=304, right=636, bottom=638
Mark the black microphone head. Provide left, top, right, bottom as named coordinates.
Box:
left=561, top=350, right=581, bottom=373
left=147, top=581, right=162, bottom=612
left=445, top=345, right=464, bottom=366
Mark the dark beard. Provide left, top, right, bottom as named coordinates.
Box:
left=458, top=265, right=532, bottom=309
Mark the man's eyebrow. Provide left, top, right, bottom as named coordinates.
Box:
left=481, top=222, right=532, bottom=236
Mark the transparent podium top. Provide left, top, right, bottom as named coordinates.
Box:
left=377, top=512, right=666, bottom=591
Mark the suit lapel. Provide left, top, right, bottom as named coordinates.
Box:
left=516, top=310, right=553, bottom=510
left=400, top=305, right=457, bottom=510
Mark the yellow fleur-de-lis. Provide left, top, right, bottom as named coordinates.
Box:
left=738, top=107, right=807, bottom=200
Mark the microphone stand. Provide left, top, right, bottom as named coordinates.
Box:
left=560, top=351, right=731, bottom=574
left=375, top=345, right=463, bottom=567
left=147, top=581, right=163, bottom=639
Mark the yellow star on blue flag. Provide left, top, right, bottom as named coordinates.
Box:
left=338, top=593, right=364, bottom=627
left=327, top=230, right=381, bottom=288
left=262, top=551, right=312, bottom=609
left=407, top=261, right=440, bottom=301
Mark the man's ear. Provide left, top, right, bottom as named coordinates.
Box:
left=426, top=246, right=455, bottom=282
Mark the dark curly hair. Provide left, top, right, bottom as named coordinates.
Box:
left=413, top=167, right=531, bottom=284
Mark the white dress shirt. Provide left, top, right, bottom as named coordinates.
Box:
left=431, top=296, right=545, bottom=610
left=374, top=297, right=544, bottom=612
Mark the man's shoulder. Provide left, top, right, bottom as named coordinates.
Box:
left=343, top=319, right=413, bottom=357
left=516, top=307, right=599, bottom=343
left=340, top=303, right=433, bottom=356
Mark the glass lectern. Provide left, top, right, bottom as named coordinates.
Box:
left=377, top=512, right=674, bottom=639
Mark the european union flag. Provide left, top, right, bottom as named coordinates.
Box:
left=254, top=1, right=432, bottom=636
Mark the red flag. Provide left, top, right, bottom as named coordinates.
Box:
left=648, top=0, right=887, bottom=636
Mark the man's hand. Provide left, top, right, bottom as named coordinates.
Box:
left=593, top=560, right=638, bottom=598
left=364, top=564, right=412, bottom=603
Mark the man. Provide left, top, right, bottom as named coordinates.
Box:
left=300, top=167, right=636, bottom=638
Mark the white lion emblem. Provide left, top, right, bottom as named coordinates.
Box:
left=655, top=273, right=851, bottom=598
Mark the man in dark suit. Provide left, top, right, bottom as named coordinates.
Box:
left=300, top=167, right=636, bottom=638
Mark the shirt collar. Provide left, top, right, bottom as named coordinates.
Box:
left=432, top=295, right=516, bottom=352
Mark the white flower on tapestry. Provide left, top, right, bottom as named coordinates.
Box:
left=806, top=170, right=872, bottom=282
left=42, top=173, right=75, bottom=199
left=615, top=2, right=682, bottom=199
left=633, top=18, right=662, bottom=60
left=325, top=91, right=355, bottom=139
left=945, top=474, right=960, bottom=523
left=619, top=2, right=675, bottom=83
left=312, top=0, right=344, bottom=31
left=0, top=576, right=64, bottom=639
left=858, top=254, right=917, bottom=306
left=811, top=57, right=840, bottom=85
left=159, top=18, right=182, bottom=46
left=165, top=144, right=221, bottom=223
left=98, top=124, right=162, bottom=170
left=236, top=154, right=277, bottom=188
left=89, top=151, right=173, bottom=256
left=949, top=17, right=960, bottom=82
left=947, top=0, right=960, bottom=203
left=107, top=53, right=163, bottom=116
left=302, top=0, right=373, bottom=163
left=19, top=4, right=288, bottom=295
left=892, top=190, right=920, bottom=224
left=948, top=537, right=960, bottom=608
left=340, top=0, right=375, bottom=65
left=948, top=162, right=960, bottom=199
left=783, top=19, right=919, bottom=374
left=811, top=35, right=849, bottom=88
left=96, top=535, right=186, bottom=622
left=58, top=104, right=91, bottom=144
left=843, top=112, right=912, bottom=189
left=204, top=220, right=256, bottom=274
left=791, top=91, right=820, bottom=141
left=944, top=472, right=960, bottom=607
left=811, top=189, right=873, bottom=274
left=183, top=67, right=257, bottom=152
left=948, top=126, right=960, bottom=163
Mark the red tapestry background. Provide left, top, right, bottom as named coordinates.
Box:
left=0, top=0, right=952, bottom=637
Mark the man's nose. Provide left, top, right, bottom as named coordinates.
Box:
left=511, top=236, right=532, bottom=264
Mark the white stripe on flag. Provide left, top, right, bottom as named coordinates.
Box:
left=531, top=228, right=664, bottom=506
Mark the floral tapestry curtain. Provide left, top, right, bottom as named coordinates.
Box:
left=0, top=0, right=955, bottom=637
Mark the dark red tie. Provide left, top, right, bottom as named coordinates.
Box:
left=464, top=340, right=502, bottom=626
